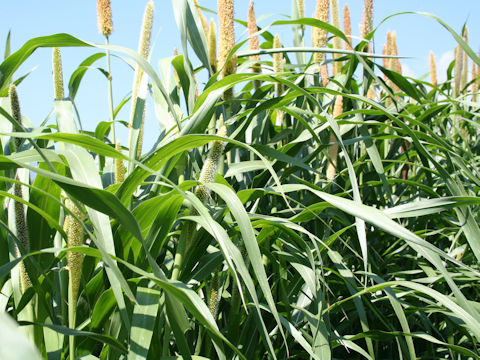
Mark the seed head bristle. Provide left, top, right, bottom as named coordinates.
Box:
left=430, top=51, right=437, bottom=86
left=97, top=0, right=113, bottom=36
left=208, top=18, right=218, bottom=73
left=52, top=48, right=64, bottom=99
left=312, top=0, right=329, bottom=64
left=343, top=5, right=352, bottom=50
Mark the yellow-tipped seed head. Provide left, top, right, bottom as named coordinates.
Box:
left=273, top=34, right=284, bottom=97
left=195, top=124, right=227, bottom=204
left=97, top=0, right=113, bottom=36
left=343, top=4, right=352, bottom=50
left=114, top=141, right=125, bottom=184
left=454, top=45, right=463, bottom=97
left=194, top=0, right=209, bottom=37
left=472, top=61, right=477, bottom=102
left=312, top=0, right=330, bottom=64
left=218, top=0, right=237, bottom=79
left=327, top=95, right=343, bottom=181
left=247, top=2, right=260, bottom=61
left=297, top=0, right=304, bottom=19
left=9, top=84, right=22, bottom=150
left=208, top=18, right=218, bottom=73
left=52, top=48, right=64, bottom=99
left=330, top=0, right=342, bottom=74
left=461, top=26, right=469, bottom=91
left=14, top=175, right=31, bottom=292
left=248, top=2, right=261, bottom=89
left=65, top=198, right=84, bottom=308
left=129, top=1, right=154, bottom=158
left=430, top=51, right=437, bottom=86
left=138, top=1, right=154, bottom=60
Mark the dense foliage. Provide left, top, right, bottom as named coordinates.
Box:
left=1, top=0, right=480, bottom=359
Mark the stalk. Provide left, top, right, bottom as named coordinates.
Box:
left=97, top=0, right=116, bottom=144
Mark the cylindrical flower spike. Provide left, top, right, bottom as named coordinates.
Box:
left=14, top=175, right=31, bottom=292
left=247, top=2, right=260, bottom=62
left=194, top=0, right=209, bottom=37
left=97, top=0, right=113, bottom=36
left=114, top=141, right=125, bottom=184
left=454, top=45, right=463, bottom=97
left=194, top=124, right=227, bottom=205
left=297, top=0, right=304, bottom=19
left=248, top=2, right=261, bottom=89
left=208, top=19, right=218, bottom=74
left=343, top=4, right=352, bottom=51
left=208, top=272, right=220, bottom=318
left=10, top=84, right=31, bottom=292
left=65, top=198, right=84, bottom=308
left=52, top=48, right=64, bottom=100
left=461, top=26, right=469, bottom=92
left=330, top=0, right=342, bottom=75
left=326, top=95, right=343, bottom=181
left=9, top=84, right=22, bottom=150
left=472, top=60, right=478, bottom=102
left=430, top=51, right=437, bottom=86
left=360, top=0, right=373, bottom=54
left=218, top=0, right=237, bottom=79
left=312, top=0, right=329, bottom=64
left=128, top=1, right=154, bottom=158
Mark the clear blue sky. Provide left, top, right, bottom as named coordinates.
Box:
left=1, top=1, right=479, bottom=151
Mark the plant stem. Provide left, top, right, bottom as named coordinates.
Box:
left=68, top=272, right=75, bottom=360
left=105, top=36, right=116, bottom=145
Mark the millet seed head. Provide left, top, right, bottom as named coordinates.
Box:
left=52, top=48, right=64, bottom=99
left=218, top=0, right=237, bottom=79
left=97, top=0, right=113, bottom=36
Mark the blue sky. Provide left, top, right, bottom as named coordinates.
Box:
left=1, top=1, right=479, bottom=151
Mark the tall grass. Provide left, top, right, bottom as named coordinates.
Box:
left=0, top=0, right=480, bottom=359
